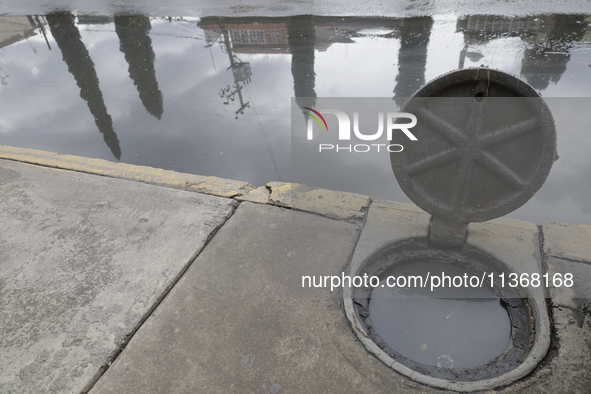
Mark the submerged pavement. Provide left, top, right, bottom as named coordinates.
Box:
left=0, top=147, right=590, bottom=393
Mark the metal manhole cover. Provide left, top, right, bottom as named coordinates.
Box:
left=390, top=68, right=557, bottom=224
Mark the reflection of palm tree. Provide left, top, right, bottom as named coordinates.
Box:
left=114, top=15, right=163, bottom=119
left=46, top=12, right=121, bottom=160
left=393, top=17, right=433, bottom=106
left=288, top=16, right=316, bottom=110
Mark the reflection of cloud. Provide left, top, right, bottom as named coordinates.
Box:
left=536, top=158, right=591, bottom=215
left=506, top=98, right=591, bottom=224
left=0, top=118, right=15, bottom=131
left=0, top=17, right=294, bottom=184
left=1, top=15, right=591, bottom=225
left=465, top=51, right=483, bottom=62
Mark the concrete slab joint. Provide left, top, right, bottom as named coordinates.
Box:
left=0, top=159, right=238, bottom=394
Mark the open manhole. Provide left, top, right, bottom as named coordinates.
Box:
left=343, top=68, right=555, bottom=391
left=351, top=239, right=534, bottom=382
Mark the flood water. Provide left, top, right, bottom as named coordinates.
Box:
left=0, top=14, right=590, bottom=224
left=369, top=259, right=512, bottom=368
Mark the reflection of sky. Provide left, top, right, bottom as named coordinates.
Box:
left=0, top=15, right=590, bottom=225
left=315, top=36, right=399, bottom=97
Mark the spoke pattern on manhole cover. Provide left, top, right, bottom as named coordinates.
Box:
left=408, top=106, right=539, bottom=211
left=390, top=68, right=556, bottom=224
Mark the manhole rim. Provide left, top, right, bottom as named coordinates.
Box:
left=342, top=237, right=551, bottom=392
left=351, top=240, right=533, bottom=381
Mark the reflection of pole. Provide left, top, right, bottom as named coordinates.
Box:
left=458, top=45, right=467, bottom=69
left=288, top=16, right=316, bottom=110
left=47, top=13, right=121, bottom=160
left=114, top=15, right=163, bottom=119
left=34, top=15, right=51, bottom=50
left=208, top=45, right=216, bottom=71
left=221, top=25, right=250, bottom=119
left=393, top=17, right=433, bottom=106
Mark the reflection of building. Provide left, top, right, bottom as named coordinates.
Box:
left=201, top=19, right=290, bottom=54
left=0, top=16, right=42, bottom=85
left=0, top=16, right=36, bottom=49
left=199, top=17, right=403, bottom=54
left=457, top=14, right=588, bottom=91
left=457, top=15, right=543, bottom=43
left=229, top=22, right=289, bottom=54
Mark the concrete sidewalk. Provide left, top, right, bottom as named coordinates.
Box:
left=0, top=147, right=590, bottom=393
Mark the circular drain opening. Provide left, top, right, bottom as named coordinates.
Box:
left=369, top=260, right=511, bottom=369
left=350, top=239, right=534, bottom=382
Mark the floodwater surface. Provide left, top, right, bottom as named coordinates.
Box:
left=0, top=14, right=590, bottom=224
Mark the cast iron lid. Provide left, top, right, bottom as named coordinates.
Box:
left=390, top=68, right=557, bottom=224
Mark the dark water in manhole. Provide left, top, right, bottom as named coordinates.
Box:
left=368, top=259, right=511, bottom=369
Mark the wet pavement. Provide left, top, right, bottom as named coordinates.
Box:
left=0, top=153, right=589, bottom=393
left=0, top=158, right=238, bottom=393
left=1, top=13, right=591, bottom=224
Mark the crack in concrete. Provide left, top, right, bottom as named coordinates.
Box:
left=80, top=201, right=241, bottom=394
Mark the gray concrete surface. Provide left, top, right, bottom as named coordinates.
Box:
left=1, top=155, right=590, bottom=393
left=89, top=202, right=430, bottom=394
left=0, top=159, right=236, bottom=393
left=543, top=223, right=591, bottom=262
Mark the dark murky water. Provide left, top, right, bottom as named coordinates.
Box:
left=369, top=259, right=511, bottom=368
left=0, top=14, right=590, bottom=224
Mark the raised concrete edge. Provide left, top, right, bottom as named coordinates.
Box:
left=542, top=222, right=591, bottom=263
left=0, top=145, right=371, bottom=222
left=267, top=181, right=371, bottom=221
left=0, top=145, right=253, bottom=198
left=4, top=145, right=591, bottom=232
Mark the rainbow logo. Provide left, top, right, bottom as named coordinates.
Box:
left=303, top=107, right=329, bottom=131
